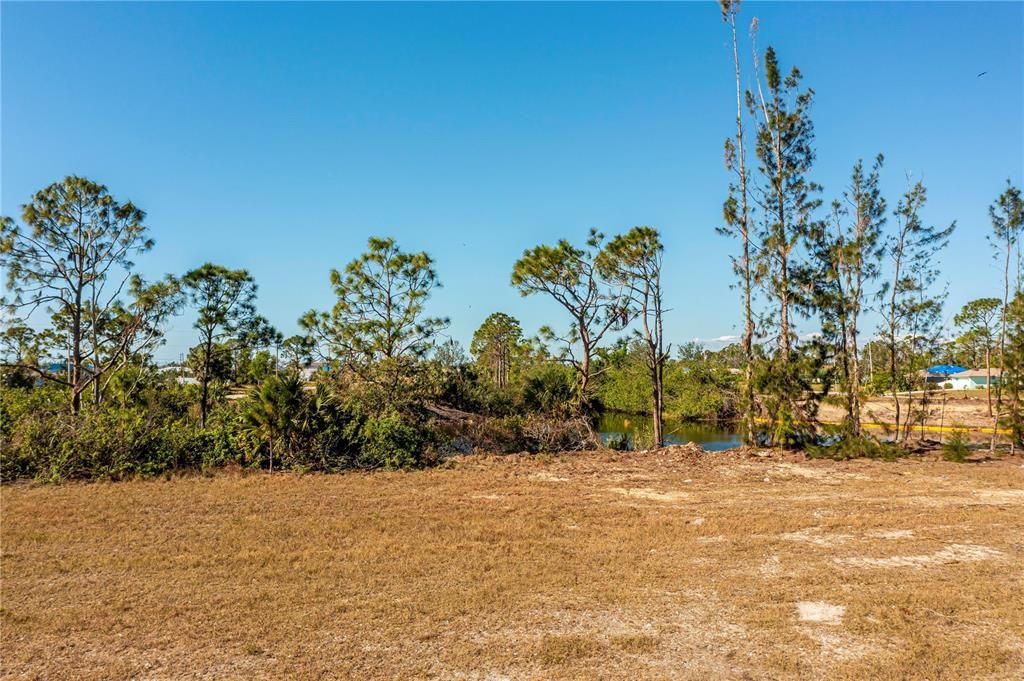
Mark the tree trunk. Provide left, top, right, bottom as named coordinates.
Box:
left=578, top=353, right=590, bottom=409
left=905, top=381, right=919, bottom=443
left=986, top=346, right=993, bottom=417
left=779, top=253, right=791, bottom=361
left=577, top=321, right=592, bottom=411
left=71, top=317, right=83, bottom=415
left=848, top=314, right=862, bottom=438
left=888, top=252, right=902, bottom=439
left=890, top=334, right=900, bottom=441
left=728, top=9, right=756, bottom=446
left=994, top=238, right=1011, bottom=453
left=200, top=336, right=213, bottom=428
left=651, top=382, right=663, bottom=448
left=838, top=308, right=852, bottom=427
left=939, top=392, right=946, bottom=444
left=92, top=286, right=102, bottom=407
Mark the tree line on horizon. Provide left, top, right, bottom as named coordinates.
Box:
left=1, top=2, right=1022, bottom=481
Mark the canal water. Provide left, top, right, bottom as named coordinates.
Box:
left=597, top=412, right=743, bottom=451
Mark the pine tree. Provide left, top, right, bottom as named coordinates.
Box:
left=511, top=229, right=632, bottom=410
left=746, top=36, right=822, bottom=446
left=808, top=157, right=886, bottom=437
left=877, top=180, right=954, bottom=440
left=597, top=227, right=669, bottom=446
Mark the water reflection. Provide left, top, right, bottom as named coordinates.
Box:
left=597, top=412, right=742, bottom=451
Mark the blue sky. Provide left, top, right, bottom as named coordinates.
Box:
left=2, top=1, right=1022, bottom=363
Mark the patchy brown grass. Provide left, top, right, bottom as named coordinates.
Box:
left=2, top=447, right=1023, bottom=680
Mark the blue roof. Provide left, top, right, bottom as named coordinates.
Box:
left=927, top=364, right=968, bottom=376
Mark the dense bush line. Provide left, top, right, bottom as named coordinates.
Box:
left=0, top=379, right=426, bottom=481
left=0, top=364, right=603, bottom=482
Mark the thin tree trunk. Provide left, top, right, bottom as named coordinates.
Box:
left=888, top=249, right=903, bottom=439
left=986, top=346, right=992, bottom=417
left=905, top=380, right=915, bottom=443
left=994, top=237, right=1011, bottom=452
left=939, top=391, right=946, bottom=444
left=651, top=360, right=663, bottom=448
left=576, top=311, right=596, bottom=413
left=91, top=283, right=102, bottom=406
left=920, top=385, right=928, bottom=441
left=779, top=253, right=791, bottom=361
left=848, top=316, right=862, bottom=438
left=578, top=345, right=590, bottom=409
left=837, top=302, right=852, bottom=427
left=889, top=331, right=900, bottom=441
left=727, top=6, right=756, bottom=445
left=200, top=335, right=213, bottom=428
left=848, top=200, right=865, bottom=439
left=71, top=298, right=83, bottom=416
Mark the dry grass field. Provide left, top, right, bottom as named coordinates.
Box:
left=2, top=448, right=1023, bottom=680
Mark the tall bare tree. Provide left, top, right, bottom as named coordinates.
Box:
left=989, top=181, right=1024, bottom=449
left=719, top=0, right=758, bottom=444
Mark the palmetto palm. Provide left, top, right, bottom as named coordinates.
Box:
left=240, top=371, right=305, bottom=472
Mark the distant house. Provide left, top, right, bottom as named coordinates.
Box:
left=158, top=365, right=200, bottom=386
left=299, top=361, right=332, bottom=382
left=921, top=364, right=967, bottom=385
left=945, top=368, right=1001, bottom=391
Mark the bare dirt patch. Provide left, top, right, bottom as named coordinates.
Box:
left=797, top=601, right=846, bottom=625
left=866, top=529, right=915, bottom=540
left=838, top=543, right=1007, bottom=569
left=605, top=486, right=689, bottom=503
left=975, top=489, right=1024, bottom=503
left=2, top=449, right=1022, bottom=679
left=818, top=392, right=997, bottom=431
left=781, top=528, right=853, bottom=546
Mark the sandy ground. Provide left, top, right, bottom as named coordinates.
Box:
left=817, top=391, right=999, bottom=432
left=2, top=448, right=1023, bottom=680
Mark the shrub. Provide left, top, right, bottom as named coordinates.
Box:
left=808, top=435, right=906, bottom=461
left=299, top=387, right=364, bottom=471
left=522, top=364, right=576, bottom=415
left=943, top=428, right=970, bottom=462
left=3, top=407, right=172, bottom=481
left=358, top=408, right=424, bottom=469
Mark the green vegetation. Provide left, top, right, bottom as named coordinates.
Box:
left=807, top=435, right=906, bottom=462
left=596, top=340, right=739, bottom=423
left=1, top=4, right=1022, bottom=481
left=943, top=428, right=971, bottom=463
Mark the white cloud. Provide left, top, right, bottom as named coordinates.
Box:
left=691, top=334, right=740, bottom=345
